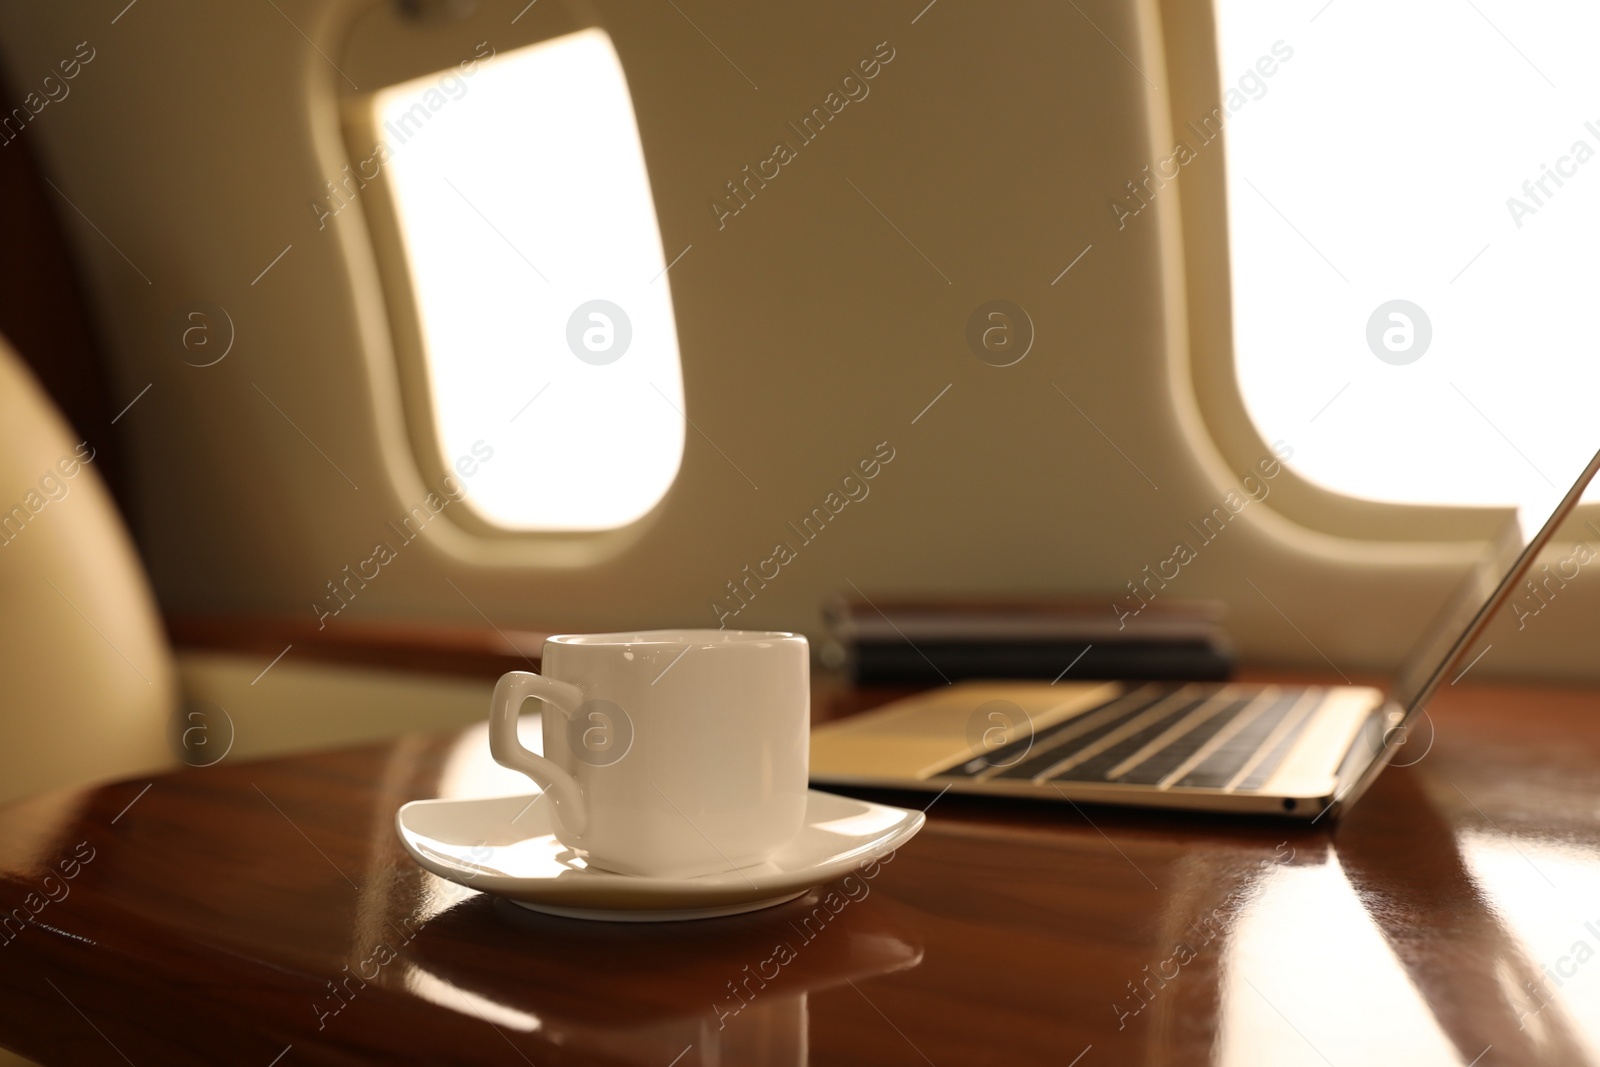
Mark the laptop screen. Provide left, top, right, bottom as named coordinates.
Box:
left=1389, top=446, right=1600, bottom=719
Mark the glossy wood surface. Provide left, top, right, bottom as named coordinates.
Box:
left=3, top=675, right=1600, bottom=1066
left=166, top=613, right=550, bottom=679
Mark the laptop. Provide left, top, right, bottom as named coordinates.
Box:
left=810, top=446, right=1600, bottom=820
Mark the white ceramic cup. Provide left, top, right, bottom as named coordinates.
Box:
left=488, top=629, right=810, bottom=879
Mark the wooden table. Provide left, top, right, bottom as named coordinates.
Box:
left=3, top=675, right=1600, bottom=1066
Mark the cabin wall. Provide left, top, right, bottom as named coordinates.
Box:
left=0, top=0, right=1592, bottom=681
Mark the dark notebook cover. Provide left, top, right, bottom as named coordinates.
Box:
left=846, top=639, right=1233, bottom=686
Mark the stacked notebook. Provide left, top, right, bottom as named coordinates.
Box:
left=822, top=596, right=1232, bottom=686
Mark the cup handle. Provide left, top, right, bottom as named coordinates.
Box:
left=489, top=671, right=589, bottom=836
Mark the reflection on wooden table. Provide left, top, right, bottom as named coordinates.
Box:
left=2, top=676, right=1600, bottom=1065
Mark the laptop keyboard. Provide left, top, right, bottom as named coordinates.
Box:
left=937, top=685, right=1324, bottom=792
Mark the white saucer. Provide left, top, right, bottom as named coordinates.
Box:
left=396, top=789, right=924, bottom=922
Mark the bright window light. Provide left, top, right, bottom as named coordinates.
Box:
left=373, top=29, right=685, bottom=531
left=1215, top=1, right=1600, bottom=508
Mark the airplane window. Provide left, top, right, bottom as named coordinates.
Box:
left=1214, top=2, right=1600, bottom=508
left=371, top=28, right=685, bottom=531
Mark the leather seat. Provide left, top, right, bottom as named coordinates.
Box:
left=0, top=332, right=495, bottom=1065
left=0, top=334, right=176, bottom=1067
left=0, top=333, right=175, bottom=807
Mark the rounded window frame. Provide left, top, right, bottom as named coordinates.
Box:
left=327, top=0, right=684, bottom=564
left=1153, top=0, right=1520, bottom=548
